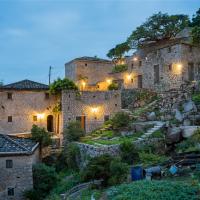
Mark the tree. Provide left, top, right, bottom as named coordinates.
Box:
left=120, top=141, right=139, bottom=165
left=31, top=125, right=52, bottom=149
left=111, top=112, right=130, bottom=129
left=107, top=42, right=130, bottom=60
left=108, top=82, right=119, bottom=90
left=49, top=78, right=78, bottom=94
left=190, top=8, right=200, bottom=27
left=31, top=164, right=58, bottom=200
left=191, top=26, right=200, bottom=45
left=107, top=12, right=189, bottom=57
left=63, top=121, right=85, bottom=142
left=0, top=80, right=3, bottom=87
left=127, top=12, right=189, bottom=49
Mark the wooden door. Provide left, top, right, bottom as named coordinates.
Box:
left=138, top=75, right=143, bottom=88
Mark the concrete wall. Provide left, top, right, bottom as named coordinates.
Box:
left=0, top=90, right=61, bottom=135
left=0, top=148, right=40, bottom=200
left=62, top=90, right=121, bottom=133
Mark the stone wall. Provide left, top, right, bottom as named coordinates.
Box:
left=0, top=149, right=40, bottom=200
left=76, top=138, right=164, bottom=158
left=62, top=90, right=121, bottom=133
left=0, top=90, right=62, bottom=135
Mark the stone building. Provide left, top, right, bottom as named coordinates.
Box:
left=65, top=28, right=200, bottom=92
left=0, top=80, right=62, bottom=135
left=0, top=134, right=39, bottom=200
left=62, top=90, right=121, bottom=132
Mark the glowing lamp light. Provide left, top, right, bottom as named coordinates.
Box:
left=106, top=79, right=112, bottom=84
left=37, top=113, right=45, bottom=119
left=176, top=63, right=182, bottom=70
left=133, top=57, right=138, bottom=61
left=126, top=74, right=132, bottom=80
left=82, top=81, right=86, bottom=87
left=91, top=107, right=98, bottom=114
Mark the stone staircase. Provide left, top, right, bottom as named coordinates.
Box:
left=137, top=121, right=165, bottom=141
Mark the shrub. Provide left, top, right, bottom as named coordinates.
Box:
left=64, top=121, right=85, bottom=142
left=111, top=112, right=130, bottom=129
left=175, top=128, right=200, bottom=153
left=108, top=82, right=119, bottom=90
left=29, top=164, right=58, bottom=200
left=108, top=158, right=128, bottom=186
left=81, top=154, right=128, bottom=186
left=112, top=64, right=128, bottom=73
left=31, top=125, right=52, bottom=147
left=120, top=141, right=139, bottom=165
left=192, top=92, right=200, bottom=105
left=49, top=78, right=78, bottom=94
left=106, top=180, right=199, bottom=200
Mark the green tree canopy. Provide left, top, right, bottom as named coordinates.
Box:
left=107, top=42, right=130, bottom=59
left=49, top=78, right=78, bottom=94
left=107, top=12, right=189, bottom=58
left=191, top=8, right=200, bottom=27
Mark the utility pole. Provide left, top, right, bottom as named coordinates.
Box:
left=49, top=66, right=52, bottom=85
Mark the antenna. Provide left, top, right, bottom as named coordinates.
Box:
left=49, top=66, right=52, bottom=85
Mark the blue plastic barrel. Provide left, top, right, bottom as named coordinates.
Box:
left=131, top=166, right=143, bottom=181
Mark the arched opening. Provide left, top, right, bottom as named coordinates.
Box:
left=47, top=115, right=54, bottom=132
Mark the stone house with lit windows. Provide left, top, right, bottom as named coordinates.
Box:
left=0, top=134, right=39, bottom=200
left=0, top=80, right=62, bottom=136
left=65, top=28, right=200, bottom=92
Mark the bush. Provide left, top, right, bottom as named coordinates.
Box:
left=49, top=78, right=78, bottom=94
left=26, top=164, right=58, bottom=200
left=112, top=64, right=128, bottom=73
left=111, top=112, right=130, bottom=129
left=81, top=154, right=128, bottom=186
left=108, top=82, right=119, bottom=90
left=120, top=141, right=139, bottom=165
left=175, top=128, right=200, bottom=153
left=31, top=125, right=52, bottom=147
left=64, top=121, right=85, bottom=142
left=106, top=180, right=199, bottom=200
left=192, top=92, right=200, bottom=105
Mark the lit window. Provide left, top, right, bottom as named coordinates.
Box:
left=7, top=188, right=14, bottom=196
left=8, top=116, right=12, bottom=122
left=6, top=160, right=13, bottom=168
left=33, top=116, right=37, bottom=122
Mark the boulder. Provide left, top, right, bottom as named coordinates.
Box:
left=181, top=126, right=199, bottom=138
left=147, top=112, right=156, bottom=121
left=175, top=109, right=183, bottom=122
left=166, top=127, right=182, bottom=144
left=135, top=124, right=146, bottom=132
left=183, top=100, right=197, bottom=112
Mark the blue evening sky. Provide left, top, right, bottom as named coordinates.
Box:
left=0, top=0, right=199, bottom=84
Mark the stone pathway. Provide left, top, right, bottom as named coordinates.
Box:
left=137, top=121, right=165, bottom=141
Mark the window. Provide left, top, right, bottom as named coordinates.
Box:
left=104, top=115, right=109, bottom=122
left=131, top=63, right=134, bottom=68
left=45, top=93, right=50, bottom=99
left=85, top=63, right=87, bottom=66
left=139, top=61, right=142, bottom=67
left=169, top=64, right=172, bottom=71
left=7, top=93, right=12, bottom=100
left=68, top=106, right=70, bottom=110
left=93, top=95, right=96, bottom=98
left=105, top=93, right=109, bottom=100
left=168, top=47, right=171, bottom=53
left=68, top=94, right=70, bottom=98
left=6, top=160, right=13, bottom=168
left=33, top=116, right=37, bottom=122
left=7, top=188, right=14, bottom=196
left=8, top=116, right=12, bottom=122
left=115, top=104, right=117, bottom=107
left=131, top=78, right=134, bottom=83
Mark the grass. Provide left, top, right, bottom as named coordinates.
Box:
left=70, top=189, right=102, bottom=200
left=80, top=131, right=144, bottom=146
left=148, top=130, right=165, bottom=139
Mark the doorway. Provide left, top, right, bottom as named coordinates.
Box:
left=76, top=115, right=86, bottom=131
left=47, top=115, right=54, bottom=132
left=188, top=62, right=195, bottom=81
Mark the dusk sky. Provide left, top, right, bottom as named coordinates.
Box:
left=0, top=0, right=199, bottom=84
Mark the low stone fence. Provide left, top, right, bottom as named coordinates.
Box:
left=76, top=138, right=164, bottom=158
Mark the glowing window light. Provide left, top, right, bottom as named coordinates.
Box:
left=106, top=79, right=112, bottom=84
left=91, top=107, right=98, bottom=114
left=126, top=74, right=132, bottom=80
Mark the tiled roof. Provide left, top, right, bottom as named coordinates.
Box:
left=67, top=56, right=112, bottom=64
left=0, top=134, right=39, bottom=156
left=1, top=79, right=49, bottom=90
